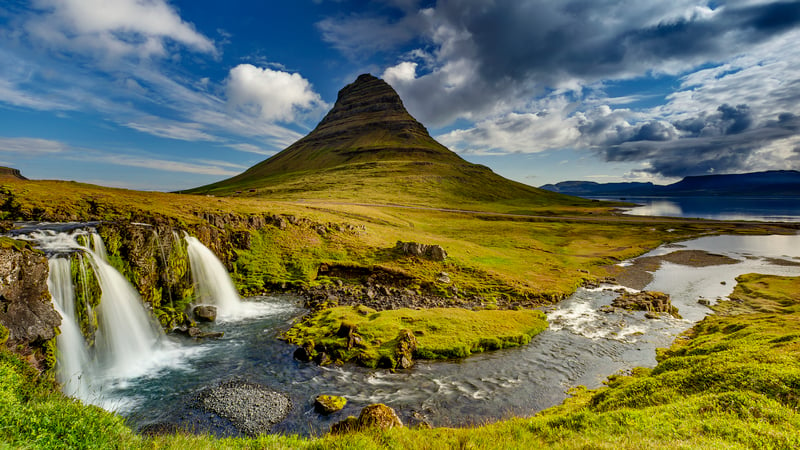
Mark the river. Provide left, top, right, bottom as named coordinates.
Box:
left=103, top=233, right=800, bottom=437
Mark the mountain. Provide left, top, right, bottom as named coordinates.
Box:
left=540, top=170, right=800, bottom=197
left=187, top=74, right=588, bottom=210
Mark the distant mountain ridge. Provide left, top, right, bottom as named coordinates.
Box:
left=540, top=170, right=800, bottom=197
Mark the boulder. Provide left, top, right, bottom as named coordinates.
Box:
left=315, top=395, right=347, bottom=415
left=395, top=329, right=417, bottom=369
left=358, top=403, right=403, bottom=430
left=193, top=305, right=217, bottom=322
left=330, top=403, right=403, bottom=434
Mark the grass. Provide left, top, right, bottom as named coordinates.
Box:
left=3, top=273, right=799, bottom=449
left=283, top=305, right=548, bottom=367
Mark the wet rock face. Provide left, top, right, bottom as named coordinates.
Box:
left=0, top=243, right=60, bottom=348
left=193, top=305, right=217, bottom=322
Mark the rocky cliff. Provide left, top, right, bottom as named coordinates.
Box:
left=0, top=238, right=59, bottom=371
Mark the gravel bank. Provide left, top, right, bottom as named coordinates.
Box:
left=197, top=380, right=291, bottom=436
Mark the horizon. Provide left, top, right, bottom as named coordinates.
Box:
left=1, top=1, right=799, bottom=191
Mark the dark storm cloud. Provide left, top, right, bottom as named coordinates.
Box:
left=600, top=111, right=800, bottom=177
left=440, top=0, right=800, bottom=86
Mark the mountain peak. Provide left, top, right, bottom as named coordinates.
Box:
left=309, top=73, right=430, bottom=143
left=186, top=74, right=577, bottom=210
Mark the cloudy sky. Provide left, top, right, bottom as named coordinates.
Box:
left=1, top=0, right=799, bottom=190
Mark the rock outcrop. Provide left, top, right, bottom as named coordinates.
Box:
left=611, top=291, right=681, bottom=318
left=0, top=238, right=60, bottom=370
left=395, top=241, right=447, bottom=261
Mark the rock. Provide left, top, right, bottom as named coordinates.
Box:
left=395, top=329, right=417, bottom=369
left=698, top=298, right=711, bottom=306
left=186, top=327, right=224, bottom=339
left=0, top=241, right=61, bottom=370
left=315, top=395, right=347, bottom=415
left=330, top=403, right=403, bottom=434
left=193, top=305, right=217, bottom=322
left=358, top=403, right=403, bottom=430
left=197, top=380, right=291, bottom=436
left=395, top=241, right=447, bottom=261
left=612, top=291, right=681, bottom=318
left=330, top=416, right=360, bottom=434
left=437, top=272, right=451, bottom=284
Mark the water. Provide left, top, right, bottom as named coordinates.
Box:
left=119, top=233, right=800, bottom=437
left=590, top=196, right=800, bottom=222
left=185, top=235, right=276, bottom=320
left=12, top=227, right=189, bottom=409
left=48, top=258, right=91, bottom=399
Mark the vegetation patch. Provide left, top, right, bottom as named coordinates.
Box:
left=283, top=305, right=548, bottom=368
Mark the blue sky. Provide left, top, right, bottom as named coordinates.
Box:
left=1, top=0, right=799, bottom=191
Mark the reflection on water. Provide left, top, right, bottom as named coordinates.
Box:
left=117, top=234, right=800, bottom=437
left=592, top=196, right=800, bottom=222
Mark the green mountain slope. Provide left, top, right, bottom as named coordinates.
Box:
left=187, top=74, right=590, bottom=211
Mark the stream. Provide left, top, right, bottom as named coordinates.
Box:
left=110, top=233, right=800, bottom=437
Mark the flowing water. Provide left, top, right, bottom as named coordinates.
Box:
left=121, top=233, right=800, bottom=436
left=11, top=223, right=800, bottom=437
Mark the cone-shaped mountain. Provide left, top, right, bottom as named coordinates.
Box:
left=189, top=74, right=586, bottom=210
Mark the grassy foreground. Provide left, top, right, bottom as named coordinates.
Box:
left=3, top=273, right=799, bottom=449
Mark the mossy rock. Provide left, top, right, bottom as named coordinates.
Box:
left=315, top=395, right=347, bottom=415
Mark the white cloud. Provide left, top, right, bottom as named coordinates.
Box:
left=225, top=64, right=327, bottom=122
left=0, top=137, right=69, bottom=154
left=383, top=61, right=418, bottom=83
left=125, top=118, right=221, bottom=142
left=225, top=143, right=278, bottom=156
left=27, top=0, right=216, bottom=60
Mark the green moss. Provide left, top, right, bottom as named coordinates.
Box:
left=285, top=306, right=548, bottom=367
left=0, top=323, right=8, bottom=346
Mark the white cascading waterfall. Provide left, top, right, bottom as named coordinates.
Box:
left=16, top=227, right=173, bottom=407
left=85, top=236, right=165, bottom=378
left=47, top=258, right=91, bottom=399
left=185, top=235, right=245, bottom=320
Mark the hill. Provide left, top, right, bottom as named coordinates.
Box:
left=540, top=170, right=800, bottom=197
left=187, top=74, right=590, bottom=212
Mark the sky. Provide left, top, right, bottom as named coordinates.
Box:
left=1, top=0, right=799, bottom=191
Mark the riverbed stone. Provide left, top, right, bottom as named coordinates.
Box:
left=315, top=395, right=347, bottom=415
left=193, top=305, right=217, bottom=322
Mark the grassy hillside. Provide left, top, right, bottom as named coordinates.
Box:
left=2, top=177, right=794, bottom=302
left=3, top=273, right=798, bottom=449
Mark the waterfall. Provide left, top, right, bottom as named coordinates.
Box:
left=16, top=227, right=174, bottom=407
left=90, top=233, right=108, bottom=262
left=84, top=244, right=165, bottom=378
left=185, top=236, right=244, bottom=319
left=48, top=258, right=91, bottom=398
